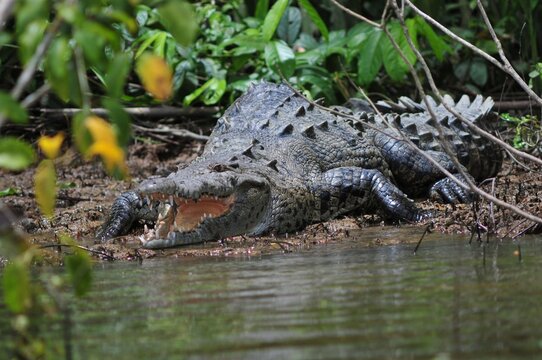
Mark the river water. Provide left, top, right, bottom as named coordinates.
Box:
left=2, top=229, right=542, bottom=359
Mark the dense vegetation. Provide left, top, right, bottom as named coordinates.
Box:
left=0, top=0, right=541, bottom=358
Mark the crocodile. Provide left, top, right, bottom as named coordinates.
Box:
left=97, top=81, right=502, bottom=248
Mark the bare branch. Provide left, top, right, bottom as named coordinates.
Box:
left=404, top=0, right=542, bottom=106
left=0, top=18, right=62, bottom=129
left=132, top=123, right=209, bottom=141
left=328, top=0, right=382, bottom=28
left=39, top=106, right=220, bottom=119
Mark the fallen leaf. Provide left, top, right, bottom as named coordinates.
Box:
left=136, top=53, right=173, bottom=101
left=38, top=132, right=64, bottom=159
left=84, top=115, right=128, bottom=176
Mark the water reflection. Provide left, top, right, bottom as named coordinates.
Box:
left=1, top=231, right=542, bottom=359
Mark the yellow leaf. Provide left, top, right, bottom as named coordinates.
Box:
left=136, top=54, right=173, bottom=101
left=84, top=116, right=116, bottom=145
left=84, top=116, right=128, bottom=176
left=38, top=132, right=65, bottom=159
left=34, top=159, right=56, bottom=218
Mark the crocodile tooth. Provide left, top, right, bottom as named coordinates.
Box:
left=267, top=159, right=279, bottom=172
left=295, top=106, right=306, bottom=117
left=144, top=224, right=149, bottom=233
left=317, top=120, right=329, bottom=130
left=169, top=195, right=174, bottom=204
left=279, top=123, right=294, bottom=136
left=145, top=195, right=151, bottom=205
left=242, top=145, right=256, bottom=159
left=302, top=125, right=316, bottom=139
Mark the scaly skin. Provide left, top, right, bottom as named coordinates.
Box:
left=97, top=82, right=502, bottom=248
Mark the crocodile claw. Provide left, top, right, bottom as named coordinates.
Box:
left=429, top=175, right=474, bottom=204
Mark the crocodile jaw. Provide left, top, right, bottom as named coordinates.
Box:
left=138, top=173, right=271, bottom=248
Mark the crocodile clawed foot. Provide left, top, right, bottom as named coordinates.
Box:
left=429, top=175, right=474, bottom=204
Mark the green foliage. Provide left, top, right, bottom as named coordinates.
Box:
left=501, top=113, right=541, bottom=152
left=0, top=137, right=36, bottom=171
left=0, top=92, right=28, bottom=123
left=0, top=187, right=20, bottom=197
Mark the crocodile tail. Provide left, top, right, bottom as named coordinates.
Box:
left=378, top=94, right=502, bottom=180
left=440, top=94, right=502, bottom=179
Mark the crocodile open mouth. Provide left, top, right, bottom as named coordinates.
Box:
left=140, top=193, right=236, bottom=242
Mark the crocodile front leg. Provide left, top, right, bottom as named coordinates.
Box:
left=96, top=191, right=155, bottom=241
left=315, top=167, right=428, bottom=222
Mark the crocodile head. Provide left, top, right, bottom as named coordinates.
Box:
left=137, top=166, right=271, bottom=248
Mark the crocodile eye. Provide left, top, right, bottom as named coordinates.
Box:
left=209, top=164, right=228, bottom=172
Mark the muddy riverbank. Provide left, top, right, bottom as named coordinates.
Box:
left=1, top=142, right=540, bottom=261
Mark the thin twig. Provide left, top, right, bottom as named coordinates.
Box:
left=413, top=223, right=433, bottom=254
left=330, top=0, right=542, bottom=226
left=40, top=106, right=221, bottom=119
left=0, top=18, right=62, bottom=128
left=329, top=0, right=381, bottom=28
left=476, top=0, right=542, bottom=106
left=21, top=84, right=51, bottom=108
left=385, top=0, right=542, bottom=225
left=39, top=243, right=117, bottom=261
left=404, top=0, right=542, bottom=106
left=132, top=123, right=209, bottom=141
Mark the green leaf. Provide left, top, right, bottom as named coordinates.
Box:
left=65, top=251, right=93, bottom=297
left=415, top=16, right=451, bottom=61
left=104, top=53, right=132, bottom=99
left=255, top=0, right=270, bottom=20
left=0, top=187, right=19, bottom=197
left=183, top=78, right=226, bottom=106
left=3, top=262, right=31, bottom=313
left=0, top=137, right=35, bottom=171
left=380, top=22, right=416, bottom=82
left=346, top=22, right=373, bottom=48
left=15, top=0, right=49, bottom=33
left=0, top=92, right=28, bottom=123
left=45, top=36, right=72, bottom=102
left=158, top=0, right=198, bottom=47
left=103, top=98, right=132, bottom=147
left=357, top=29, right=383, bottom=85
left=17, top=19, right=47, bottom=65
left=470, top=60, right=488, bottom=87
left=277, top=7, right=302, bottom=45
left=264, top=40, right=295, bottom=78
left=262, top=0, right=289, bottom=41
left=201, top=78, right=226, bottom=105
left=75, top=20, right=119, bottom=69
left=34, top=159, right=57, bottom=219
left=297, top=0, right=329, bottom=41
left=454, top=60, right=470, bottom=80
left=59, top=182, right=76, bottom=189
